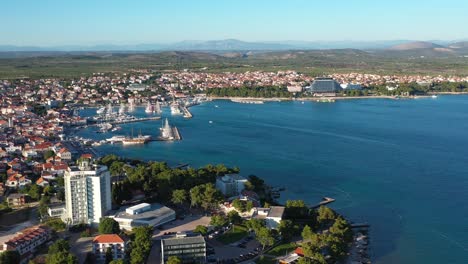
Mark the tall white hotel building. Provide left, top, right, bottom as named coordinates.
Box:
left=62, top=159, right=112, bottom=225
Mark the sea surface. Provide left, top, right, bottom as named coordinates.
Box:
left=77, top=96, right=468, bottom=264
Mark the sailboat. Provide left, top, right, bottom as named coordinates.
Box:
left=119, top=103, right=126, bottom=115
left=155, top=101, right=162, bottom=114
left=145, top=101, right=154, bottom=113
left=122, top=128, right=151, bottom=145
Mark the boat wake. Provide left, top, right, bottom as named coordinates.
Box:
left=432, top=229, right=468, bottom=252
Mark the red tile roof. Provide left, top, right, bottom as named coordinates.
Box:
left=93, top=234, right=124, bottom=244
left=295, top=247, right=304, bottom=256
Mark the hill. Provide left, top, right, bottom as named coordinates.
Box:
left=388, top=41, right=444, bottom=50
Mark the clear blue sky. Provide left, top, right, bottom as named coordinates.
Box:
left=2, top=0, right=468, bottom=46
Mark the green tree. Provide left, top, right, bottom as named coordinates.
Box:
left=256, top=227, right=275, bottom=250
left=317, top=206, right=336, bottom=226
left=285, top=200, right=309, bottom=219
left=171, top=189, right=187, bottom=205
left=43, top=149, right=55, bottom=160
left=28, top=184, right=43, bottom=200
left=46, top=252, right=77, bottom=264
left=194, top=225, right=208, bottom=236
left=109, top=260, right=125, bottom=264
left=189, top=185, right=204, bottom=208
left=301, top=225, right=313, bottom=241
left=245, top=218, right=265, bottom=233
left=210, top=215, right=228, bottom=228
left=167, top=256, right=182, bottom=264
left=297, top=257, right=313, bottom=264
left=245, top=201, right=254, bottom=212
left=48, top=239, right=70, bottom=254
left=231, top=199, right=245, bottom=212
left=130, top=226, right=152, bottom=264
left=99, top=218, right=120, bottom=234
left=0, top=250, right=20, bottom=264
left=278, top=220, right=294, bottom=240
left=227, top=210, right=242, bottom=224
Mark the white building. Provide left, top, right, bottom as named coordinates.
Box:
left=110, top=203, right=175, bottom=231
left=253, top=206, right=285, bottom=229
left=92, top=234, right=127, bottom=261
left=215, top=174, right=248, bottom=197
left=62, top=159, right=112, bottom=225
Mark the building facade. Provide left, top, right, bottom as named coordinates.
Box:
left=307, top=77, right=342, bottom=96
left=161, top=234, right=206, bottom=264
left=92, top=234, right=126, bottom=262
left=62, top=159, right=112, bottom=225
left=0, top=225, right=51, bottom=264
left=215, top=174, right=248, bottom=197
left=111, top=203, right=176, bottom=231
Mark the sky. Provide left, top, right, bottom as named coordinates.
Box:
left=1, top=0, right=468, bottom=46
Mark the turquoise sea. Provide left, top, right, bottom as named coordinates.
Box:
left=77, top=96, right=468, bottom=264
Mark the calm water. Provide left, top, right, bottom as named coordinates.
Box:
left=78, top=96, right=468, bottom=263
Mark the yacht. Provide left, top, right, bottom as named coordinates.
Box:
left=155, top=101, right=162, bottom=114
left=170, top=102, right=182, bottom=115
left=96, top=107, right=106, bottom=115
left=160, top=118, right=175, bottom=140
left=106, top=135, right=126, bottom=143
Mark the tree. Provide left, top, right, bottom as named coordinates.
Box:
left=46, top=252, right=77, bottom=264
left=43, top=149, right=55, bottom=160
left=227, top=210, right=242, bottom=225
left=285, top=200, right=309, bottom=219
left=28, top=184, right=43, bottom=200
left=210, top=215, right=228, bottom=228
left=297, top=257, right=313, bottom=264
left=278, top=220, right=294, bottom=240
left=194, top=225, right=208, bottom=236
left=245, top=218, right=265, bottom=233
left=0, top=250, right=20, bottom=264
left=231, top=199, right=245, bottom=212
left=130, top=226, right=152, bottom=264
left=38, top=196, right=50, bottom=217
left=301, top=225, right=313, bottom=241
left=245, top=201, right=254, bottom=212
left=317, top=206, right=336, bottom=226
left=48, top=239, right=70, bottom=254
left=190, top=185, right=204, bottom=208
left=167, top=256, right=182, bottom=264
left=109, top=260, right=125, bottom=264
left=256, top=227, right=275, bottom=249
left=171, top=189, right=187, bottom=205
left=99, top=218, right=120, bottom=234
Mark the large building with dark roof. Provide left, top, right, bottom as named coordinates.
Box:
left=307, top=77, right=342, bottom=96
left=161, top=234, right=206, bottom=263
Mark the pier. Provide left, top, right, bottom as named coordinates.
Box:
left=310, top=197, right=336, bottom=208
left=351, top=223, right=370, bottom=229
left=87, top=116, right=161, bottom=127
left=182, top=106, right=193, bottom=118
left=172, top=127, right=181, bottom=140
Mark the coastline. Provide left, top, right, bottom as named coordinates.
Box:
left=208, top=95, right=435, bottom=101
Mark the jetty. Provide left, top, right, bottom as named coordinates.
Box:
left=310, top=197, right=336, bottom=208
left=182, top=106, right=193, bottom=118
left=87, top=116, right=161, bottom=127
left=351, top=223, right=370, bottom=229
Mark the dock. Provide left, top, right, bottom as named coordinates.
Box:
left=351, top=223, right=370, bottom=229
left=86, top=116, right=161, bottom=127
left=172, top=127, right=181, bottom=140
left=182, top=106, right=193, bottom=118
left=310, top=197, right=336, bottom=208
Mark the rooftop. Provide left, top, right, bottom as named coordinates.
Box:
left=268, top=206, right=285, bottom=218
left=113, top=203, right=174, bottom=221
left=161, top=235, right=205, bottom=247
left=93, top=234, right=124, bottom=244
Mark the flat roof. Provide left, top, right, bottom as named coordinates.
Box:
left=268, top=206, right=285, bottom=218
left=161, top=236, right=205, bottom=247
left=127, top=203, right=150, bottom=211
left=113, top=203, right=175, bottom=221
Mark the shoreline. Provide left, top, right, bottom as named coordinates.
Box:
left=208, top=92, right=468, bottom=102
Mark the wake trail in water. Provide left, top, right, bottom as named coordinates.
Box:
left=255, top=121, right=399, bottom=147
left=432, top=229, right=468, bottom=252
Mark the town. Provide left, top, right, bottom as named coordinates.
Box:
left=0, top=68, right=465, bottom=264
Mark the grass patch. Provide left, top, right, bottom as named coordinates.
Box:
left=255, top=256, right=276, bottom=264
left=266, top=242, right=297, bottom=256
left=217, top=225, right=248, bottom=244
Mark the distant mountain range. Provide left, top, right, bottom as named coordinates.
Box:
left=1, top=39, right=468, bottom=58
